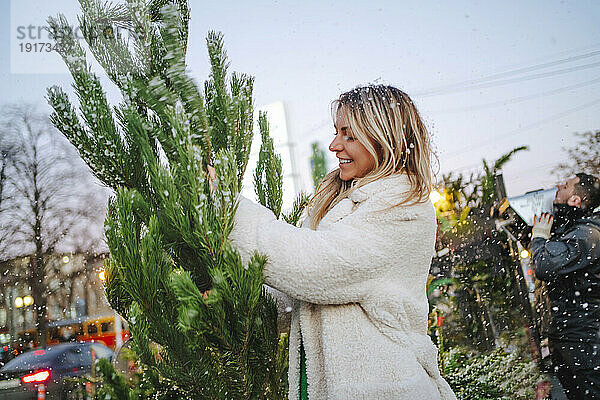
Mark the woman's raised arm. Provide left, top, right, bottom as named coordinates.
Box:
left=230, top=195, right=434, bottom=304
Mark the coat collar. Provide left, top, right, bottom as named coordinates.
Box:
left=348, top=173, right=411, bottom=204
left=306, top=173, right=413, bottom=229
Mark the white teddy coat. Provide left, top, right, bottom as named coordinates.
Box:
left=229, top=173, right=456, bottom=400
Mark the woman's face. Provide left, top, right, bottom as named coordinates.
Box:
left=329, top=107, right=376, bottom=181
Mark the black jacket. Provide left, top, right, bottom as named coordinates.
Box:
left=531, top=212, right=600, bottom=342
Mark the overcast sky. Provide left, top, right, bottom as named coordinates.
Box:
left=2, top=0, right=600, bottom=200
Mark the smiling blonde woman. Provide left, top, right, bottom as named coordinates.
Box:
left=229, top=85, right=456, bottom=400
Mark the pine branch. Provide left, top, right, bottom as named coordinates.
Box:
left=282, top=191, right=310, bottom=226
left=47, top=16, right=132, bottom=191
left=158, top=7, right=212, bottom=162
left=95, top=358, right=132, bottom=400
left=205, top=31, right=232, bottom=156
left=493, top=145, right=529, bottom=171
left=253, top=112, right=283, bottom=218
left=230, top=72, right=255, bottom=187
left=77, top=0, right=144, bottom=87
left=310, top=141, right=327, bottom=190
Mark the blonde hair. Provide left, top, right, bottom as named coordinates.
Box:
left=308, top=85, right=434, bottom=229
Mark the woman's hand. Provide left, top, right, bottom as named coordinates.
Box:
left=207, top=164, right=216, bottom=192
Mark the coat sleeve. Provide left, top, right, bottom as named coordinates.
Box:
left=229, top=196, right=430, bottom=304
left=531, top=224, right=600, bottom=281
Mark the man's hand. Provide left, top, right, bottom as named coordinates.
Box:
left=532, top=213, right=553, bottom=239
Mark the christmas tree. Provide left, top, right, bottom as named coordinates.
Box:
left=46, top=0, right=298, bottom=398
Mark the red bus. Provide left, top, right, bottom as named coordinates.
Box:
left=47, top=315, right=130, bottom=350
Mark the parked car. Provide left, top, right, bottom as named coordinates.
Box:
left=0, top=342, right=113, bottom=400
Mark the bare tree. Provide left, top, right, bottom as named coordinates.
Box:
left=554, top=130, right=600, bottom=178
left=0, top=134, right=18, bottom=254
left=0, top=105, right=107, bottom=344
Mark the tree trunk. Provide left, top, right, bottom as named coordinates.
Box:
left=30, top=151, right=47, bottom=347
left=29, top=253, right=47, bottom=347
left=31, top=183, right=47, bottom=346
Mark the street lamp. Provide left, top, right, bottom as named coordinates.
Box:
left=23, top=296, right=34, bottom=307
left=429, top=190, right=442, bottom=204
left=14, top=295, right=34, bottom=335
left=15, top=297, right=23, bottom=308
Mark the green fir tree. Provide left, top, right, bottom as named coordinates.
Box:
left=46, top=0, right=291, bottom=398
left=310, top=141, right=327, bottom=191
left=432, top=146, right=531, bottom=352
